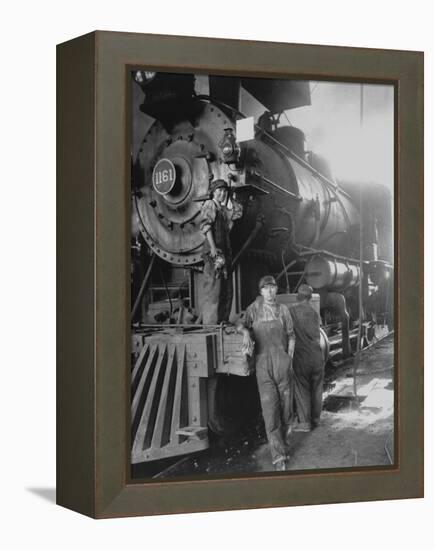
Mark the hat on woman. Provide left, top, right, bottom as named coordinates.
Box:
left=297, top=283, right=313, bottom=300
left=209, top=179, right=229, bottom=196
left=258, top=275, right=277, bottom=289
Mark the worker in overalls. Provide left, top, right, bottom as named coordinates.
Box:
left=237, top=275, right=295, bottom=471
left=291, top=284, right=324, bottom=432
left=200, top=179, right=242, bottom=324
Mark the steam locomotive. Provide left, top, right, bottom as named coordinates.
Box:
left=130, top=71, right=393, bottom=465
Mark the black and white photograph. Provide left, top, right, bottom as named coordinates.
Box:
left=130, top=70, right=395, bottom=480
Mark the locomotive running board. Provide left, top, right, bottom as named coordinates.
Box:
left=131, top=341, right=209, bottom=463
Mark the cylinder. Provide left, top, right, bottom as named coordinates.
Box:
left=305, top=255, right=360, bottom=291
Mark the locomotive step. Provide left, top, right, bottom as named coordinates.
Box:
left=175, top=426, right=208, bottom=440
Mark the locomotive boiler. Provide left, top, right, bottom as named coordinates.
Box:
left=130, top=72, right=393, bottom=465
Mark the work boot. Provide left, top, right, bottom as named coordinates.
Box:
left=273, top=457, right=287, bottom=471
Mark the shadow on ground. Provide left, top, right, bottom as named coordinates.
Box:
left=27, top=488, right=56, bottom=504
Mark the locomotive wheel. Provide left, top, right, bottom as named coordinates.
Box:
left=207, top=375, right=260, bottom=436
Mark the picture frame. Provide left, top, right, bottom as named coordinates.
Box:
left=57, top=30, right=423, bottom=518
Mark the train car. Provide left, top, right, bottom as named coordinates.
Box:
left=130, top=71, right=394, bottom=465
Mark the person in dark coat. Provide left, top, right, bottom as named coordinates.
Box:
left=199, top=179, right=242, bottom=324
left=291, top=284, right=324, bottom=432
left=237, top=275, right=295, bottom=471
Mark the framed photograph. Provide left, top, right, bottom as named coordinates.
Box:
left=57, top=31, right=423, bottom=518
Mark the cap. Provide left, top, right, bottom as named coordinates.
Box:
left=297, top=283, right=313, bottom=300
left=209, top=179, right=229, bottom=195
left=258, top=275, right=277, bottom=290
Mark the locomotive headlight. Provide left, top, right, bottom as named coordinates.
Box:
left=219, top=128, right=240, bottom=164
left=222, top=143, right=234, bottom=156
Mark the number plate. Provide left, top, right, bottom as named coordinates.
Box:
left=152, top=158, right=176, bottom=195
